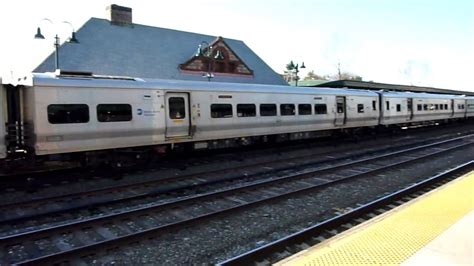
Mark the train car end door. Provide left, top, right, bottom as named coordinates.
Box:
left=165, top=93, right=191, bottom=138
left=334, top=96, right=346, bottom=126
left=407, top=98, right=414, bottom=120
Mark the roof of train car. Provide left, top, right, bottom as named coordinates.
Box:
left=381, top=91, right=465, bottom=99
left=313, top=80, right=474, bottom=96
left=12, top=72, right=381, bottom=96
left=7, top=73, right=470, bottom=100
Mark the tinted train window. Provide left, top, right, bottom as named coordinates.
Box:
left=280, top=104, right=295, bottom=116
left=423, top=104, right=428, bottom=111
left=396, top=104, right=401, bottom=112
left=211, top=104, right=233, bottom=118
left=168, top=97, right=185, bottom=119
left=357, top=104, right=364, bottom=113
left=372, top=101, right=377, bottom=111
left=97, top=104, right=132, bottom=122
left=440, top=104, right=444, bottom=110
left=435, top=104, right=439, bottom=110
left=260, top=104, right=277, bottom=116
left=48, top=104, right=89, bottom=124
left=298, top=104, right=312, bottom=115
left=445, top=104, right=449, bottom=110
left=237, top=104, right=256, bottom=117
left=386, top=101, right=390, bottom=111
left=314, top=104, right=327, bottom=114
left=417, top=104, right=422, bottom=111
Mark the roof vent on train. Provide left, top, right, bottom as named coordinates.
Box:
left=54, top=69, right=142, bottom=81
left=55, top=69, right=93, bottom=77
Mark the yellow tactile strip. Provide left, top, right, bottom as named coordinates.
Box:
left=277, top=171, right=474, bottom=266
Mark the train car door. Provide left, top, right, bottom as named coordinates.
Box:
left=407, top=98, right=413, bottom=120
left=334, top=96, right=346, bottom=126
left=450, top=99, right=455, bottom=117
left=165, top=92, right=190, bottom=138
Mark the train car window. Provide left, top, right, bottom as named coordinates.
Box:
left=445, top=104, right=449, bottom=110
left=314, top=104, right=327, bottom=114
left=386, top=101, right=390, bottom=111
left=298, top=104, right=312, bottom=115
left=168, top=97, right=186, bottom=119
left=423, top=104, right=428, bottom=111
left=357, top=104, right=364, bottom=113
left=237, top=104, right=256, bottom=117
left=396, top=104, right=401, bottom=112
left=97, top=104, right=132, bottom=122
left=434, top=104, right=439, bottom=110
left=280, top=104, right=295, bottom=116
left=260, top=104, right=277, bottom=116
left=48, top=104, right=89, bottom=124
left=372, top=101, right=377, bottom=111
left=417, top=104, right=422, bottom=111
left=211, top=104, right=233, bottom=118
left=440, top=104, right=444, bottom=110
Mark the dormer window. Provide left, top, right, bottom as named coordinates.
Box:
left=179, top=37, right=253, bottom=77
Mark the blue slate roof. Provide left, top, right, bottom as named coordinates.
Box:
left=34, top=18, right=287, bottom=86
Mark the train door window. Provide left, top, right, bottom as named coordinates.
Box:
left=423, top=104, right=428, bottom=111
left=417, top=104, right=422, bottom=111
left=357, top=104, right=364, bottom=113
left=48, top=104, right=89, bottom=124
left=280, top=104, right=295, bottom=116
left=168, top=97, right=186, bottom=119
left=260, top=104, right=277, bottom=116
left=97, top=104, right=132, bottom=122
left=386, top=101, right=390, bottom=111
left=298, top=104, right=312, bottom=115
left=211, top=104, right=233, bottom=118
left=337, top=103, right=344, bottom=113
left=396, top=104, right=401, bottom=112
left=372, top=101, right=377, bottom=111
left=237, top=104, right=256, bottom=117
left=314, top=104, right=327, bottom=114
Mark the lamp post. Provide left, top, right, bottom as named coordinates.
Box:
left=34, top=19, right=79, bottom=70
left=286, top=60, right=306, bottom=86
left=194, top=41, right=224, bottom=81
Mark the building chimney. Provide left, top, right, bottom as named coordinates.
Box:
left=106, top=4, right=132, bottom=26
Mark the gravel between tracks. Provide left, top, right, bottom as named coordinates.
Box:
left=89, top=137, right=474, bottom=264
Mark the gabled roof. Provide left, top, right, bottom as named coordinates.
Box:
left=34, top=18, right=287, bottom=86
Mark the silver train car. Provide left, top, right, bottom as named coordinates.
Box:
left=0, top=72, right=471, bottom=168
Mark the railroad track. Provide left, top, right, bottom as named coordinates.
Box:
left=217, top=161, right=474, bottom=266
left=0, top=134, right=472, bottom=264
left=0, top=132, right=471, bottom=228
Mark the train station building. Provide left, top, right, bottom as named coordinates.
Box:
left=34, top=5, right=287, bottom=86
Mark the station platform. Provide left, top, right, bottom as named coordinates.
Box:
left=276, top=171, right=473, bottom=265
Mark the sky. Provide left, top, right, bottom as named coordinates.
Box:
left=0, top=0, right=473, bottom=91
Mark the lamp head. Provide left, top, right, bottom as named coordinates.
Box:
left=214, top=50, right=224, bottom=60
left=194, top=44, right=204, bottom=57
left=34, top=27, right=45, bottom=39
left=67, top=31, right=79, bottom=44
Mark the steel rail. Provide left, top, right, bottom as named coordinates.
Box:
left=1, top=134, right=471, bottom=226
left=217, top=161, right=474, bottom=266
left=5, top=137, right=472, bottom=264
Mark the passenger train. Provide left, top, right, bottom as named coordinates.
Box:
left=1, top=72, right=473, bottom=170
